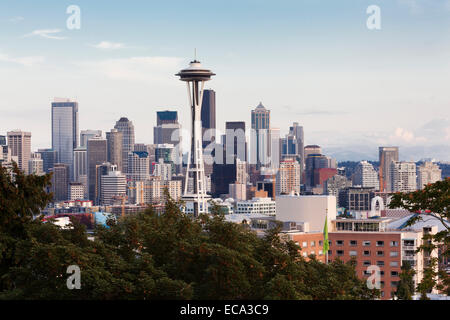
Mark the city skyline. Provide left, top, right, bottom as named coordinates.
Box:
left=0, top=0, right=449, bottom=161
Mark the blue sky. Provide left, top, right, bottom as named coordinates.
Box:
left=0, top=0, right=449, bottom=160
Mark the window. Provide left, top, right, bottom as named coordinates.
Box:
left=310, top=241, right=316, bottom=247
left=319, top=250, right=323, bottom=256
left=380, top=281, right=385, bottom=289
left=350, top=240, right=358, bottom=246
left=319, top=240, right=323, bottom=246
left=390, top=261, right=399, bottom=267
left=337, top=250, right=344, bottom=256
left=381, top=291, right=385, bottom=298
left=302, top=252, right=307, bottom=257
left=363, top=240, right=371, bottom=246
left=302, top=241, right=307, bottom=248
left=363, top=270, right=371, bottom=276
left=391, top=271, right=399, bottom=277
left=390, top=251, right=399, bottom=257
left=349, top=251, right=357, bottom=256
left=390, top=241, right=399, bottom=247
left=363, top=250, right=371, bottom=256
left=336, top=240, right=344, bottom=246
left=363, top=260, right=371, bottom=266
left=377, top=261, right=385, bottom=267
left=328, top=250, right=332, bottom=255
left=376, top=241, right=384, bottom=247
left=376, top=251, right=384, bottom=257
left=391, top=281, right=398, bottom=288
left=310, top=251, right=315, bottom=255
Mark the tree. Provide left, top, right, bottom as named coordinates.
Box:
left=394, top=261, right=415, bottom=300
left=389, top=178, right=450, bottom=295
left=0, top=164, right=379, bottom=300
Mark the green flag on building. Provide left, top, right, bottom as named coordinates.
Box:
left=323, top=214, right=329, bottom=253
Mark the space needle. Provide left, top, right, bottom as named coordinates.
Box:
left=176, top=58, right=215, bottom=217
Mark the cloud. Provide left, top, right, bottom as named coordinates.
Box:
left=23, top=29, right=67, bottom=40
left=9, top=16, right=24, bottom=23
left=77, top=56, right=184, bottom=83
left=389, top=127, right=427, bottom=144
left=0, top=53, right=44, bottom=66
left=91, top=41, right=125, bottom=50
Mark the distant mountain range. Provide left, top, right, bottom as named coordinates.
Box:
left=323, top=145, right=450, bottom=162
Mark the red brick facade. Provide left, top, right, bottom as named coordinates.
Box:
left=329, top=232, right=402, bottom=300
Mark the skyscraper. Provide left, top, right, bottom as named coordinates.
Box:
left=7, top=130, right=31, bottom=173
left=114, top=117, right=135, bottom=175
left=87, top=137, right=107, bottom=202
left=28, top=153, right=44, bottom=176
left=157, top=110, right=178, bottom=125
left=80, top=130, right=102, bottom=148
left=37, top=148, right=57, bottom=174
left=417, top=162, right=442, bottom=189
left=153, top=119, right=182, bottom=145
left=201, top=89, right=216, bottom=148
left=127, top=151, right=150, bottom=182
left=276, top=158, right=301, bottom=195
left=353, top=161, right=379, bottom=190
left=390, top=161, right=416, bottom=192
left=73, top=147, right=87, bottom=182
left=251, top=102, right=270, bottom=169
left=106, top=128, right=123, bottom=172
left=289, top=122, right=304, bottom=169
left=50, top=163, right=69, bottom=201
left=100, top=166, right=127, bottom=205
left=225, top=121, right=246, bottom=163
left=379, top=147, right=399, bottom=192
left=51, top=98, right=79, bottom=179
left=0, top=135, right=6, bottom=146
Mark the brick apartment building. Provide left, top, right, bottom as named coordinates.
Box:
left=328, top=218, right=436, bottom=300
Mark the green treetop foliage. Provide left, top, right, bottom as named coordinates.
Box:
left=389, top=178, right=450, bottom=296
left=0, top=164, right=379, bottom=300
left=394, top=261, right=415, bottom=300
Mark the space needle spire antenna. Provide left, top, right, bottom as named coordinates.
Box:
left=176, top=58, right=215, bottom=217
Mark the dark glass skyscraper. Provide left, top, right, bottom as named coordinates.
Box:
left=157, top=110, right=178, bottom=125
left=37, top=148, right=58, bottom=174
left=87, top=137, right=107, bottom=203
left=0, top=135, right=6, bottom=146
left=201, top=89, right=216, bottom=148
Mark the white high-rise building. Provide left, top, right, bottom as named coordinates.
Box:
left=390, top=161, right=417, bottom=192
left=100, top=166, right=127, bottom=205
left=28, top=153, right=44, bottom=175
left=127, top=151, right=150, bottom=182
left=69, top=182, right=85, bottom=200
left=152, top=158, right=172, bottom=181
left=353, top=161, right=379, bottom=190
left=417, top=162, right=441, bottom=189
